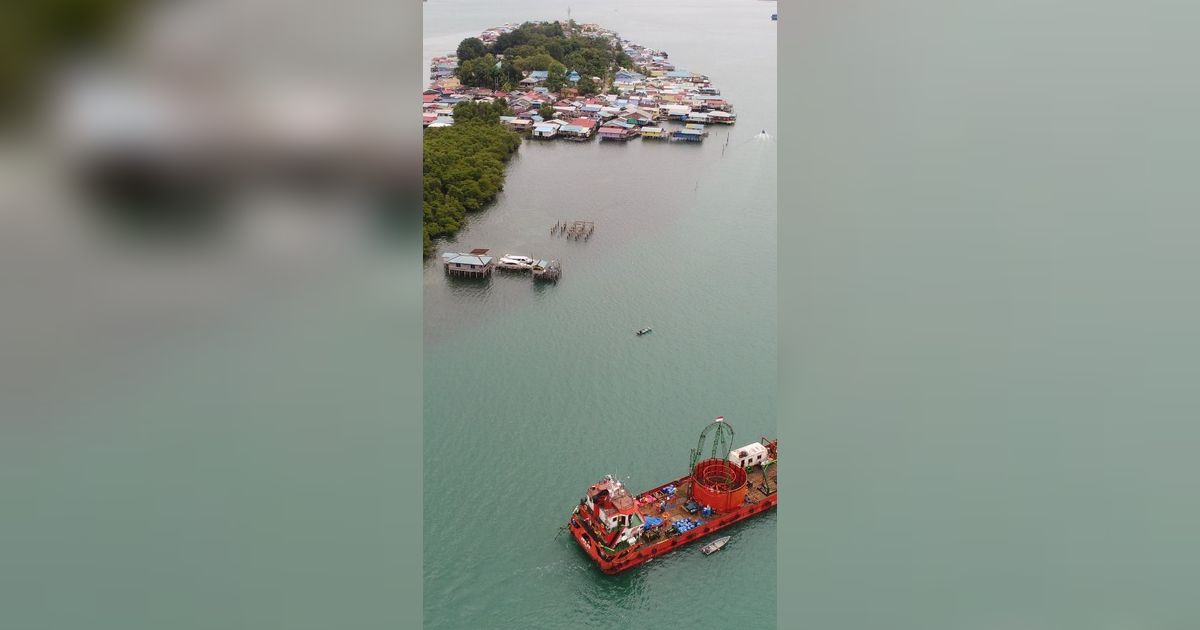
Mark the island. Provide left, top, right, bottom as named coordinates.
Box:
left=422, top=20, right=737, bottom=256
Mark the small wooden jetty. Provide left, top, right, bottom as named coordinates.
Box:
left=441, top=248, right=494, bottom=278
left=532, top=259, right=561, bottom=283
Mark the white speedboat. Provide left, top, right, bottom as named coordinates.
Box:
left=497, top=254, right=536, bottom=270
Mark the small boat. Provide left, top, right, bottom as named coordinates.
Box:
left=701, top=536, right=731, bottom=555
left=636, top=328, right=652, bottom=336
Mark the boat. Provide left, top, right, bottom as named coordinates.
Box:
left=497, top=254, right=537, bottom=270
left=701, top=535, right=730, bottom=555
left=567, top=417, right=777, bottom=574
left=636, top=328, right=652, bottom=336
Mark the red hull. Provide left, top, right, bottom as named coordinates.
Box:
left=568, top=474, right=777, bottom=574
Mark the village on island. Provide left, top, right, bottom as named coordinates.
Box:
left=424, top=21, right=737, bottom=142
left=425, top=20, right=739, bottom=277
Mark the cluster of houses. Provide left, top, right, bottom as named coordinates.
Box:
left=423, top=22, right=736, bottom=141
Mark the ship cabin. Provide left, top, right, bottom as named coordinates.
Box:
left=582, top=475, right=645, bottom=549
left=729, top=441, right=771, bottom=469
left=441, top=249, right=494, bottom=278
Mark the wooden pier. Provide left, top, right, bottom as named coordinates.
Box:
left=552, top=220, right=595, bottom=241
left=532, top=259, right=561, bottom=283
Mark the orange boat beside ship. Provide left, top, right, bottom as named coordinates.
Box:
left=567, top=417, right=777, bottom=574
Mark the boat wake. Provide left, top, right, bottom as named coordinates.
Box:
left=722, top=130, right=775, bottom=156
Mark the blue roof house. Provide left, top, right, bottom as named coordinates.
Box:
left=567, top=70, right=580, bottom=83
left=442, top=252, right=495, bottom=277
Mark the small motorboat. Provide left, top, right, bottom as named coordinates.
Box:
left=701, top=536, right=731, bottom=555
left=636, top=328, right=652, bottom=336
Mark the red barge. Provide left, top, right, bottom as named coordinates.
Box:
left=567, top=417, right=777, bottom=574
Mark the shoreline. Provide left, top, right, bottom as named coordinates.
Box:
left=423, top=20, right=740, bottom=256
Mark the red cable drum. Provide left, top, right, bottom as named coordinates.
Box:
left=690, top=458, right=748, bottom=512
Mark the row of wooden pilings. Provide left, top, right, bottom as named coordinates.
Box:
left=551, top=220, right=595, bottom=241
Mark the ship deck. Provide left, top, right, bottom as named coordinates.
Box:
left=629, top=464, right=776, bottom=549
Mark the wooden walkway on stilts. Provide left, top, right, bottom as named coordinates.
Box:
left=551, top=220, right=595, bottom=241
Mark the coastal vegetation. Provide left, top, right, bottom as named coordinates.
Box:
left=454, top=21, right=632, bottom=95
left=422, top=100, right=521, bottom=256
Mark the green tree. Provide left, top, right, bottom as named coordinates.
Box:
left=456, top=37, right=487, bottom=61
left=423, top=119, right=522, bottom=256
left=503, top=44, right=543, bottom=59
left=514, top=53, right=561, bottom=73
left=544, top=67, right=567, bottom=93
left=497, top=61, right=522, bottom=90
left=538, top=103, right=555, bottom=120
left=544, top=40, right=565, bottom=62
left=457, top=54, right=499, bottom=88
left=452, top=99, right=511, bottom=125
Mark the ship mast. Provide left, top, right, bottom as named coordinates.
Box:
left=690, top=416, right=735, bottom=472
